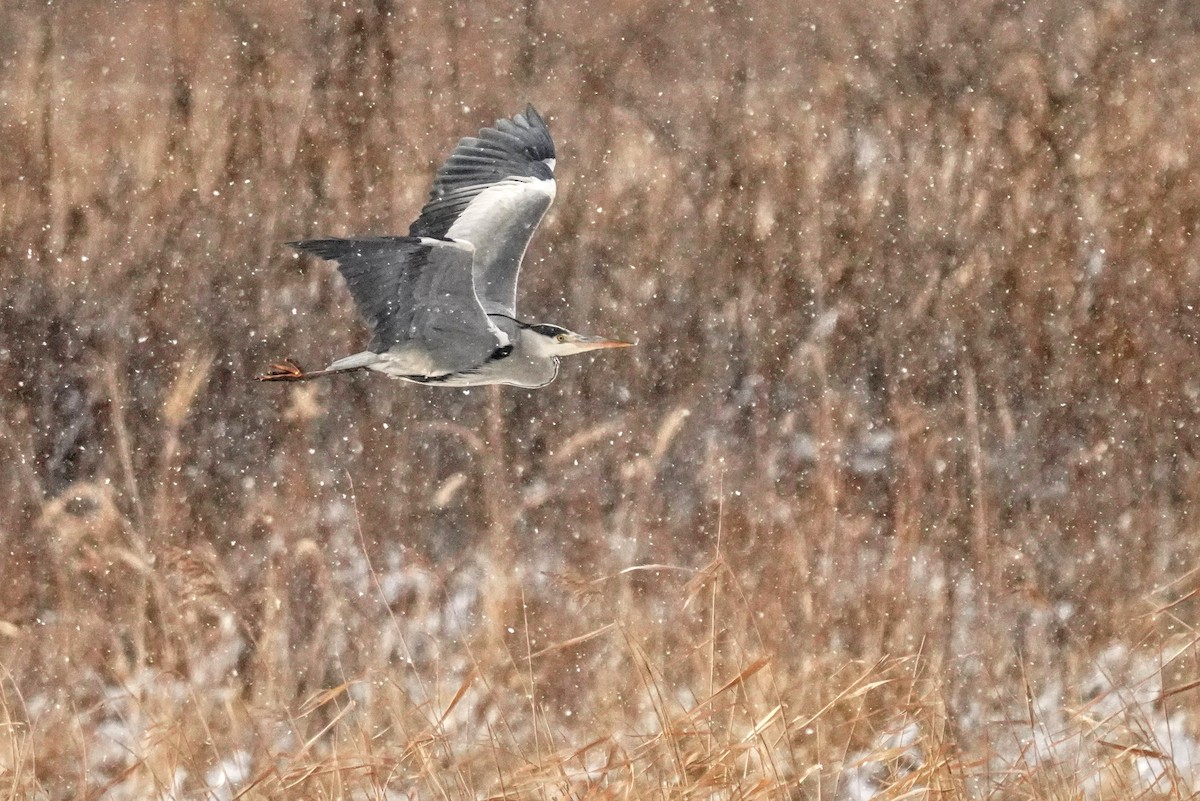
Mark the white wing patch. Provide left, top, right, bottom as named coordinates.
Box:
left=447, top=178, right=555, bottom=241
left=443, top=175, right=557, bottom=317
left=416, top=236, right=476, bottom=253
left=486, top=319, right=511, bottom=347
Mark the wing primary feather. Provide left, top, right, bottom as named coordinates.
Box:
left=409, top=106, right=555, bottom=239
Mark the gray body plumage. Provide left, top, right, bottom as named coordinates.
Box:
left=271, top=105, right=629, bottom=389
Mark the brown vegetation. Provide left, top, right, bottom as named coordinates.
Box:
left=3, top=0, right=1200, bottom=797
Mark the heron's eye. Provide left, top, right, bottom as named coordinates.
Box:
left=556, top=334, right=568, bottom=343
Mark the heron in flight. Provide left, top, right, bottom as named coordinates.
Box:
left=258, top=105, right=632, bottom=388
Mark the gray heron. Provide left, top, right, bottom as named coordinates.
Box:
left=258, top=105, right=632, bottom=388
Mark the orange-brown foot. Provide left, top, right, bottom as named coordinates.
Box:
left=256, top=358, right=307, bottom=382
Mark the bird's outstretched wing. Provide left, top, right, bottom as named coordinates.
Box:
left=289, top=236, right=504, bottom=374
left=408, top=105, right=556, bottom=317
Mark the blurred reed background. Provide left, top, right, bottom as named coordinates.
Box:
left=3, top=0, right=1200, bottom=797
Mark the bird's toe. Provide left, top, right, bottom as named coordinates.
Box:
left=256, top=358, right=306, bottom=382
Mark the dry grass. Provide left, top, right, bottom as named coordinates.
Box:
left=3, top=0, right=1200, bottom=797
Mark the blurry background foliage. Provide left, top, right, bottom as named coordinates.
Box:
left=2, top=0, right=1200, bottom=796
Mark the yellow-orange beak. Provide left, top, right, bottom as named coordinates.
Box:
left=571, top=334, right=637, bottom=351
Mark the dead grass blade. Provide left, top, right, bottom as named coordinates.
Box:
left=741, top=703, right=783, bottom=743
left=681, top=656, right=771, bottom=722
left=1095, top=739, right=1174, bottom=762
left=435, top=667, right=477, bottom=726
left=162, top=348, right=214, bottom=428
left=548, top=419, right=628, bottom=466
left=527, top=623, right=616, bottom=660
left=1160, top=677, right=1200, bottom=702
left=298, top=680, right=354, bottom=717
left=793, top=657, right=891, bottom=731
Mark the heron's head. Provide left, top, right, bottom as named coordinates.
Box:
left=525, top=323, right=635, bottom=357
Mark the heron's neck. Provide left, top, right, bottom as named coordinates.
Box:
left=494, top=327, right=557, bottom=387
left=516, top=326, right=558, bottom=359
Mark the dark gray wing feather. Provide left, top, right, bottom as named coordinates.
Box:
left=408, top=105, right=557, bottom=317
left=290, top=237, right=502, bottom=372
left=409, top=105, right=555, bottom=237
